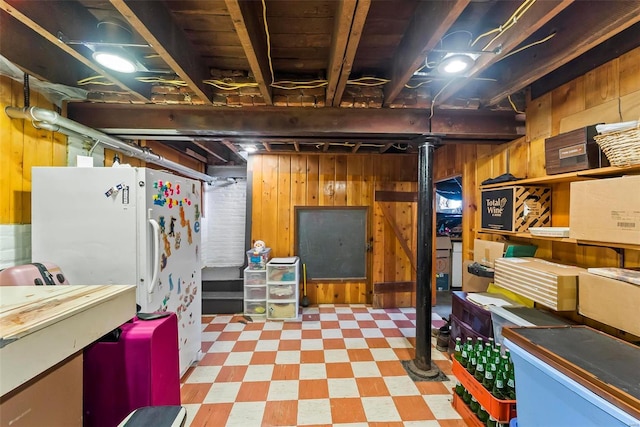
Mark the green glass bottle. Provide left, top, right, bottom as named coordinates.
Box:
left=462, top=388, right=472, bottom=405
left=486, top=415, right=498, bottom=427
left=506, top=360, right=517, bottom=400
left=455, top=380, right=465, bottom=396
left=468, top=348, right=477, bottom=375
left=482, top=357, right=495, bottom=390
left=454, top=337, right=463, bottom=363
left=492, top=355, right=508, bottom=399
left=475, top=337, right=484, bottom=354
left=469, top=396, right=480, bottom=413
left=487, top=336, right=495, bottom=349
left=477, top=405, right=489, bottom=423
left=474, top=350, right=486, bottom=382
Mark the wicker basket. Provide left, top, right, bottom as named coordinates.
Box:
left=593, top=118, right=640, bottom=167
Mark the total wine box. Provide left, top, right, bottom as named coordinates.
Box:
left=481, top=186, right=551, bottom=232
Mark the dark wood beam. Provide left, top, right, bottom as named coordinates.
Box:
left=185, top=148, right=208, bottom=163
left=380, top=143, right=393, bottom=153
left=483, top=1, right=640, bottom=106
left=430, top=110, right=524, bottom=140
left=531, top=21, right=640, bottom=100
left=382, top=0, right=469, bottom=107
left=0, top=11, right=91, bottom=88
left=225, top=0, right=273, bottom=105
left=193, top=141, right=229, bottom=163
left=262, top=142, right=272, bottom=152
left=293, top=141, right=300, bottom=152
left=435, top=0, right=573, bottom=106
left=325, top=0, right=356, bottom=106
left=0, top=0, right=151, bottom=102
left=333, top=0, right=370, bottom=106
left=351, top=142, right=362, bottom=153
left=67, top=104, right=523, bottom=140
left=109, top=0, right=213, bottom=104
left=220, top=138, right=247, bottom=164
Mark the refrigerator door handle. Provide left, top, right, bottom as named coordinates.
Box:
left=148, top=217, right=161, bottom=294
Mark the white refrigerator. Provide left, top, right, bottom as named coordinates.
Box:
left=31, top=166, right=203, bottom=375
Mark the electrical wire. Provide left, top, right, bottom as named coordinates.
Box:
left=498, top=32, right=556, bottom=62
left=77, top=75, right=115, bottom=86
left=261, top=0, right=275, bottom=86
left=471, top=0, right=536, bottom=49
left=429, top=78, right=459, bottom=119
left=508, top=95, right=525, bottom=114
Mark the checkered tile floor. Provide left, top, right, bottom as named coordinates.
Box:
left=180, top=305, right=466, bottom=427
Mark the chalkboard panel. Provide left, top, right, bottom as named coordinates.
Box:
left=295, top=207, right=367, bottom=280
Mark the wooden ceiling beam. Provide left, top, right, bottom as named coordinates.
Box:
left=483, top=1, right=640, bottom=106
left=0, top=0, right=151, bottom=102
left=293, top=141, right=300, bottom=152
left=333, top=0, right=370, bottom=106
left=0, top=11, right=91, bottom=88
left=262, top=141, right=272, bottom=152
left=435, top=0, right=573, bottom=106
left=351, top=142, right=362, bottom=153
left=193, top=141, right=229, bottom=163
left=382, top=0, right=469, bottom=107
left=68, top=104, right=523, bottom=140
left=325, top=0, right=357, bottom=106
left=221, top=138, right=247, bottom=164
left=225, top=0, right=273, bottom=105
left=109, top=0, right=213, bottom=104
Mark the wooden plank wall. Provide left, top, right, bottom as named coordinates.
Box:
left=0, top=75, right=206, bottom=226
left=0, top=76, right=67, bottom=224
left=442, top=45, right=640, bottom=270
left=250, top=153, right=418, bottom=304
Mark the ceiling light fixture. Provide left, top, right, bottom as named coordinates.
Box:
left=91, top=18, right=139, bottom=73
left=437, top=53, right=476, bottom=75
left=243, top=145, right=257, bottom=153
left=92, top=48, right=137, bottom=73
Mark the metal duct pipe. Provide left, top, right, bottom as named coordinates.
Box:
left=5, top=106, right=215, bottom=183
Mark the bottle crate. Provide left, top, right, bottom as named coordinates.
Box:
left=451, top=393, right=486, bottom=427
left=452, top=358, right=517, bottom=423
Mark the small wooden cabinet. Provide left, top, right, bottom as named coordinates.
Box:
left=266, top=257, right=300, bottom=320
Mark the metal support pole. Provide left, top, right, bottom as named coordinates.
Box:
left=407, top=136, right=440, bottom=378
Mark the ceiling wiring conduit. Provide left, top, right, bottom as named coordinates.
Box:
left=5, top=106, right=215, bottom=184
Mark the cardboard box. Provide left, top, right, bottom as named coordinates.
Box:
left=473, top=239, right=504, bottom=267
left=462, top=260, right=492, bottom=292
left=544, top=126, right=609, bottom=175
left=481, top=186, right=551, bottom=232
left=0, top=353, right=82, bottom=427
left=579, top=272, right=640, bottom=336
left=494, top=257, right=586, bottom=311
left=570, top=175, right=640, bottom=245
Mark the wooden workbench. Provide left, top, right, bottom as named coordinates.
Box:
left=0, top=285, right=136, bottom=396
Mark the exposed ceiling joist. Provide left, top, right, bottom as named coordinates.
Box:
left=109, top=0, right=213, bottom=104
left=435, top=0, right=574, bottom=106
left=332, top=0, right=370, bottom=107
left=382, top=0, right=469, bottom=107
left=193, top=141, right=229, bottom=163
left=0, top=11, right=90, bottom=88
left=483, top=1, right=640, bottom=106
left=225, top=0, right=273, bottom=105
left=325, top=0, right=357, bottom=106
left=221, top=138, right=247, bottom=164
left=0, top=0, right=151, bottom=102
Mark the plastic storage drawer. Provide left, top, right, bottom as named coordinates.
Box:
left=244, top=285, right=267, bottom=300
left=267, top=302, right=297, bottom=319
left=452, top=291, right=493, bottom=338
left=268, top=265, right=297, bottom=282
left=268, top=283, right=296, bottom=300
left=244, top=300, right=267, bottom=316
left=244, top=270, right=267, bottom=285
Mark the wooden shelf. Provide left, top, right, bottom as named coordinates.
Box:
left=477, top=230, right=640, bottom=251
left=480, top=164, right=640, bottom=189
